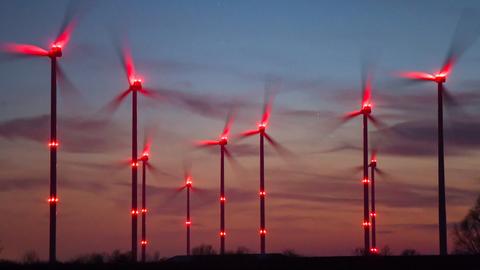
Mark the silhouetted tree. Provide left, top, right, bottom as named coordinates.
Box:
left=401, top=249, right=420, bottom=256
left=22, top=250, right=40, bottom=264
left=192, top=244, right=216, bottom=255
left=453, top=195, right=480, bottom=254
left=282, top=249, right=300, bottom=257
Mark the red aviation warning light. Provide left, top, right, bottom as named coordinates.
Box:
left=220, top=196, right=226, bottom=202
left=131, top=209, right=139, bottom=215
left=259, top=229, right=267, bottom=235
left=140, top=240, right=147, bottom=246
left=220, top=231, right=226, bottom=237
left=47, top=197, right=59, bottom=204
left=48, top=141, right=59, bottom=148
left=259, top=191, right=266, bottom=197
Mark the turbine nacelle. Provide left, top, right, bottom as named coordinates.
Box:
left=434, top=73, right=447, bottom=83
left=140, top=152, right=149, bottom=162
left=258, top=123, right=266, bottom=132
left=219, top=136, right=228, bottom=146
left=130, top=79, right=143, bottom=91
left=362, top=103, right=372, bottom=114
left=49, top=44, right=62, bottom=58
left=186, top=176, right=193, bottom=188
left=370, top=159, right=377, bottom=168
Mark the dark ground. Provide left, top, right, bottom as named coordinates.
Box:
left=2, top=254, right=480, bottom=270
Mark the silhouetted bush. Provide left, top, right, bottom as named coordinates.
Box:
left=21, top=250, right=39, bottom=264
left=235, top=246, right=251, bottom=254
left=282, top=249, right=300, bottom=257
left=401, top=249, right=420, bottom=256
left=192, top=244, right=216, bottom=255
left=352, top=247, right=368, bottom=256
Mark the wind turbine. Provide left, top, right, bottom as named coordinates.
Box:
left=139, top=136, right=153, bottom=262
left=342, top=71, right=383, bottom=255
left=183, top=169, right=193, bottom=256
left=0, top=4, right=82, bottom=263
left=196, top=112, right=235, bottom=255
left=239, top=90, right=288, bottom=255
left=105, top=42, right=163, bottom=262
left=369, top=149, right=385, bottom=254
left=397, top=12, right=480, bottom=255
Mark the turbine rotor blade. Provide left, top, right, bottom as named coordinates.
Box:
left=397, top=71, right=435, bottom=82
left=241, top=130, right=260, bottom=137
left=264, top=133, right=292, bottom=156
left=441, top=9, right=480, bottom=75
left=222, top=109, right=235, bottom=138
left=196, top=140, right=220, bottom=147
left=0, top=43, right=49, bottom=57
left=367, top=115, right=387, bottom=130
left=102, top=89, right=132, bottom=114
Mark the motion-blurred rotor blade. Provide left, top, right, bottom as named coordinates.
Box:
left=441, top=9, right=480, bottom=75
left=112, top=34, right=136, bottom=84
left=361, top=65, right=372, bottom=105
left=240, top=130, right=260, bottom=138
left=261, top=94, right=273, bottom=126
left=146, top=163, right=177, bottom=181
left=0, top=43, right=49, bottom=57
left=55, top=1, right=80, bottom=48
left=57, top=63, right=82, bottom=99
left=397, top=71, right=435, bottom=82
left=443, top=86, right=470, bottom=119
left=342, top=110, right=362, bottom=122
left=183, top=159, right=192, bottom=180
left=264, top=133, right=292, bottom=156
left=196, top=140, right=220, bottom=147
left=222, top=109, right=235, bottom=138
left=140, top=88, right=167, bottom=101
left=101, top=89, right=132, bottom=114
left=367, top=115, right=388, bottom=130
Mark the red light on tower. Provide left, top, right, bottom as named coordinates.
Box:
left=48, top=141, right=59, bottom=148
left=259, top=191, right=266, bottom=197
left=141, top=240, right=147, bottom=246
left=47, top=197, right=59, bottom=204
left=259, top=229, right=267, bottom=235
left=220, top=231, right=226, bottom=237
left=362, top=221, right=371, bottom=227
left=185, top=220, right=191, bottom=226
left=131, top=209, right=139, bottom=215
left=186, top=177, right=192, bottom=188
left=220, top=196, right=226, bottom=202
left=370, top=248, right=378, bottom=254
left=362, top=178, right=370, bottom=184
left=131, top=162, right=139, bottom=167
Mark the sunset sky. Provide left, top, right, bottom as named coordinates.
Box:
left=1, top=0, right=480, bottom=261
